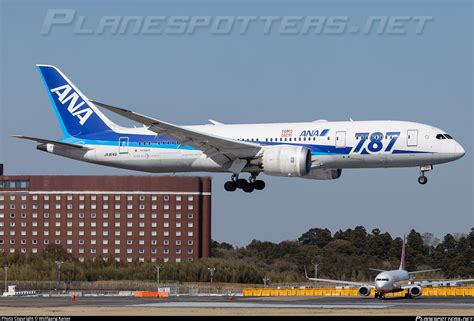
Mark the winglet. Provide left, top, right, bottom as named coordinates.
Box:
left=208, top=119, right=224, bottom=125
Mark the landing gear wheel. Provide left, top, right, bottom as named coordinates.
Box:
left=236, top=179, right=247, bottom=189
left=242, top=182, right=255, bottom=193
left=224, top=181, right=237, bottom=192
left=254, top=180, right=265, bottom=190
left=418, top=175, right=428, bottom=185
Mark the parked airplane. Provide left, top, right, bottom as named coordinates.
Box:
left=305, top=237, right=474, bottom=299
left=15, top=65, right=465, bottom=192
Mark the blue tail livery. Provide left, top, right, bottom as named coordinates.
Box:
left=37, top=64, right=117, bottom=138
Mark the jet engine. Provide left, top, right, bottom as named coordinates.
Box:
left=303, top=168, right=342, bottom=180
left=258, top=145, right=311, bottom=177
left=358, top=286, right=371, bottom=296
left=408, top=286, right=422, bottom=297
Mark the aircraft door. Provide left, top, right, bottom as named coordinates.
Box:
left=119, top=137, right=129, bottom=154
left=335, top=131, right=346, bottom=148
left=407, top=130, right=418, bottom=147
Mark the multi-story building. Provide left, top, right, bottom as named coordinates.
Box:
left=0, top=173, right=211, bottom=263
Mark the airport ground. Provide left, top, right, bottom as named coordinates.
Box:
left=0, top=295, right=473, bottom=316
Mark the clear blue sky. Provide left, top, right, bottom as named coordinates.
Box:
left=0, top=0, right=472, bottom=246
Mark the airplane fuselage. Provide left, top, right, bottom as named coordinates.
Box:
left=49, top=120, right=465, bottom=175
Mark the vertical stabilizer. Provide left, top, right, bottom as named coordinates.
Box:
left=399, top=235, right=406, bottom=270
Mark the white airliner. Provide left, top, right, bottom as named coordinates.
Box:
left=306, top=237, right=474, bottom=299
left=15, top=65, right=465, bottom=192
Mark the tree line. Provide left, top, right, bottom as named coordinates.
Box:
left=0, top=226, right=472, bottom=284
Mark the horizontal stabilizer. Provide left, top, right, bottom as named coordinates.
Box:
left=12, top=135, right=85, bottom=149
left=369, top=268, right=386, bottom=273
left=408, top=268, right=441, bottom=275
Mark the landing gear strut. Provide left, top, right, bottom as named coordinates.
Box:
left=418, top=165, right=432, bottom=185
left=223, top=173, right=266, bottom=193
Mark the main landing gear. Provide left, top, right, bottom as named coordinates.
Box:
left=418, top=165, right=432, bottom=185
left=224, top=174, right=265, bottom=193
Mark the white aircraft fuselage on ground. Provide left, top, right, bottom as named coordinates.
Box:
left=15, top=65, right=466, bottom=192
left=306, top=237, right=474, bottom=299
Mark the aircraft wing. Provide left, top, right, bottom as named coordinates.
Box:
left=306, top=276, right=374, bottom=287
left=91, top=101, right=262, bottom=172
left=405, top=279, right=474, bottom=288
left=12, top=135, right=86, bottom=149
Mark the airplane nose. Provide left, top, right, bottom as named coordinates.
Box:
left=455, top=142, right=465, bottom=159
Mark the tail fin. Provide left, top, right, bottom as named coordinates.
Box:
left=37, top=64, right=119, bottom=138
left=399, top=235, right=406, bottom=270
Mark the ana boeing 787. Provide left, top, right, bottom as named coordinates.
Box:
left=15, top=65, right=465, bottom=192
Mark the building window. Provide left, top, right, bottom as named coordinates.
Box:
left=163, top=204, right=169, bottom=210
left=188, top=249, right=193, bottom=254
left=175, top=249, right=181, bottom=254
left=43, top=195, right=48, bottom=201
left=176, top=205, right=181, bottom=210
left=127, top=249, right=133, bottom=254
left=151, top=240, right=157, bottom=245
left=67, top=195, right=73, bottom=201
left=139, top=222, right=145, bottom=228
left=44, top=239, right=49, bottom=244
left=139, top=195, right=145, bottom=201
left=127, top=195, right=133, bottom=201
left=91, top=204, right=96, bottom=210
left=176, top=213, right=181, bottom=219
left=115, top=240, right=120, bottom=245
left=91, top=239, right=96, bottom=245
left=176, top=240, right=181, bottom=245
left=176, top=231, right=181, bottom=237
left=188, top=231, right=193, bottom=237
left=9, top=213, right=15, bottom=218
left=103, top=195, right=109, bottom=201
left=103, top=240, right=108, bottom=245
left=188, top=205, right=194, bottom=210
left=91, top=195, right=97, bottom=201
left=67, top=240, right=72, bottom=245
left=164, top=231, right=169, bottom=237
left=163, top=249, right=169, bottom=254
left=164, top=222, right=169, bottom=228
left=176, top=222, right=181, bottom=228
left=164, top=195, right=169, bottom=201
left=176, top=195, right=181, bottom=201
left=32, top=195, right=38, bottom=201
left=188, top=214, right=193, bottom=219
left=139, top=213, right=145, bottom=219
left=187, top=240, right=193, bottom=246
left=127, top=204, right=133, bottom=210
left=188, top=222, right=193, bottom=228
left=55, top=195, right=61, bottom=201
left=127, top=240, right=133, bottom=245
left=55, top=240, right=61, bottom=245
left=127, top=231, right=133, bottom=236
left=91, top=213, right=96, bottom=219
left=164, top=213, right=169, bottom=219
left=139, top=204, right=145, bottom=210
left=21, top=195, right=27, bottom=201
left=79, top=239, right=84, bottom=244
left=127, top=213, right=133, bottom=219
left=152, top=195, right=157, bottom=201
left=55, top=213, right=61, bottom=218
left=115, top=195, right=120, bottom=201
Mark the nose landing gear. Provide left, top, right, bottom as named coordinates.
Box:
left=224, top=174, right=265, bottom=193
left=418, top=165, right=432, bottom=185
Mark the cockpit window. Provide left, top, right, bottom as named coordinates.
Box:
left=436, top=134, right=446, bottom=140
left=444, top=134, right=453, bottom=139
left=376, top=278, right=389, bottom=281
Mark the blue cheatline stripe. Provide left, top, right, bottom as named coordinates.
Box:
left=63, top=137, right=432, bottom=156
